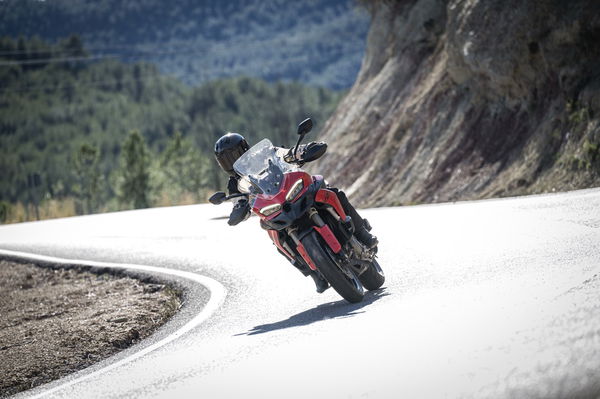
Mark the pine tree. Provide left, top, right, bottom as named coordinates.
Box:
left=73, top=143, right=101, bottom=214
left=0, top=201, right=9, bottom=224
left=119, top=130, right=151, bottom=209
left=160, top=132, right=209, bottom=202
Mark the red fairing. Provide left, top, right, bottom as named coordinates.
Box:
left=252, top=171, right=312, bottom=219
left=314, top=225, right=342, bottom=253
left=296, top=242, right=317, bottom=270
left=267, top=230, right=294, bottom=260
left=315, top=189, right=347, bottom=220
left=255, top=172, right=344, bottom=269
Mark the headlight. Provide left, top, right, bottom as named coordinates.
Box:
left=285, top=179, right=304, bottom=202
left=260, top=203, right=282, bottom=216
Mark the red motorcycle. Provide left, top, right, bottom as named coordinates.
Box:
left=210, top=119, right=384, bottom=303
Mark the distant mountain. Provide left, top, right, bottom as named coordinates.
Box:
left=0, top=0, right=369, bottom=89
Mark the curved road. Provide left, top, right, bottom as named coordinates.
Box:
left=2, top=188, right=600, bottom=398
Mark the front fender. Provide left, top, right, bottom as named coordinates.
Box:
left=296, top=223, right=342, bottom=255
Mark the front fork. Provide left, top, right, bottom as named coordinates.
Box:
left=283, top=208, right=341, bottom=271
left=286, top=207, right=370, bottom=277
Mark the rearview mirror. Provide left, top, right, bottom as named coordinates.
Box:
left=297, top=118, right=313, bottom=136
left=209, top=191, right=227, bottom=205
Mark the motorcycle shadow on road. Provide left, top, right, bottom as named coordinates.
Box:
left=235, top=288, right=389, bottom=336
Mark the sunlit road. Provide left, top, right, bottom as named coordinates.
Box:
left=2, top=188, right=600, bottom=399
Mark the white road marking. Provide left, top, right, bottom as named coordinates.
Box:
left=0, top=248, right=227, bottom=399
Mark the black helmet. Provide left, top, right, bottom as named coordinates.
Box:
left=214, top=132, right=249, bottom=174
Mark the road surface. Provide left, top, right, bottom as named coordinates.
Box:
left=1, top=188, right=600, bottom=398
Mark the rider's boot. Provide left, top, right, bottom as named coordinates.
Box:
left=309, top=270, right=330, bottom=293
left=331, top=188, right=378, bottom=249
left=354, top=226, right=379, bottom=249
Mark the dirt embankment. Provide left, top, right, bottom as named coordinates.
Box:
left=316, top=0, right=600, bottom=207
left=0, top=260, right=181, bottom=398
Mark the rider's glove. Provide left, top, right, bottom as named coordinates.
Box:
left=228, top=198, right=250, bottom=226
left=300, top=141, right=327, bottom=163
left=283, top=142, right=326, bottom=165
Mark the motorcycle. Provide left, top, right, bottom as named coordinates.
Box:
left=209, top=118, right=384, bottom=303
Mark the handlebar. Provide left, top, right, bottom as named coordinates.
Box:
left=208, top=191, right=248, bottom=205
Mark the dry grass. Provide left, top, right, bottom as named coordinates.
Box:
left=3, top=199, right=77, bottom=224
left=2, top=191, right=211, bottom=224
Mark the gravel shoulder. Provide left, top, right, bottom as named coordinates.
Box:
left=0, top=259, right=182, bottom=398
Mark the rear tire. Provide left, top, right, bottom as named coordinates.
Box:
left=301, top=231, right=364, bottom=303
left=358, top=259, right=385, bottom=290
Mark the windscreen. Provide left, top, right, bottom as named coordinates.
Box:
left=233, top=139, right=298, bottom=196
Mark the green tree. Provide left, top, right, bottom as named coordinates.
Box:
left=60, top=34, right=87, bottom=57
left=73, top=143, right=101, bottom=214
left=0, top=201, right=10, bottom=224
left=160, top=132, right=209, bottom=202
left=119, top=130, right=151, bottom=209
left=25, top=171, right=44, bottom=220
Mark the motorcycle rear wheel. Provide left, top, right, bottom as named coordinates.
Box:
left=301, top=231, right=364, bottom=303
left=358, top=259, right=385, bottom=290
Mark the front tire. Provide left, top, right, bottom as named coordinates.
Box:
left=301, top=231, right=364, bottom=303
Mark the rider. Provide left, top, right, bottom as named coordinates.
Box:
left=214, top=132, right=378, bottom=293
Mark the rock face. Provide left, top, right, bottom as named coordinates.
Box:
left=316, top=0, right=600, bottom=206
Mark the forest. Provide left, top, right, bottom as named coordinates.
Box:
left=0, top=36, right=344, bottom=223
left=0, top=0, right=369, bottom=89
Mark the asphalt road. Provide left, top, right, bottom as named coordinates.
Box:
left=1, top=188, right=600, bottom=399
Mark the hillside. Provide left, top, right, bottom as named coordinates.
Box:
left=316, top=0, right=600, bottom=206
left=0, top=37, right=343, bottom=222
left=0, top=0, right=369, bottom=89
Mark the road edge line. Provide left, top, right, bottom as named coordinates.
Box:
left=0, top=248, right=227, bottom=399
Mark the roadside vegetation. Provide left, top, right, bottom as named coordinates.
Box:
left=0, top=36, right=344, bottom=223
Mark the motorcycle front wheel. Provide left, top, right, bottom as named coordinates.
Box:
left=301, top=231, right=364, bottom=303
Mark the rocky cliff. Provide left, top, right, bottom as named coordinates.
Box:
left=316, top=0, right=600, bottom=206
